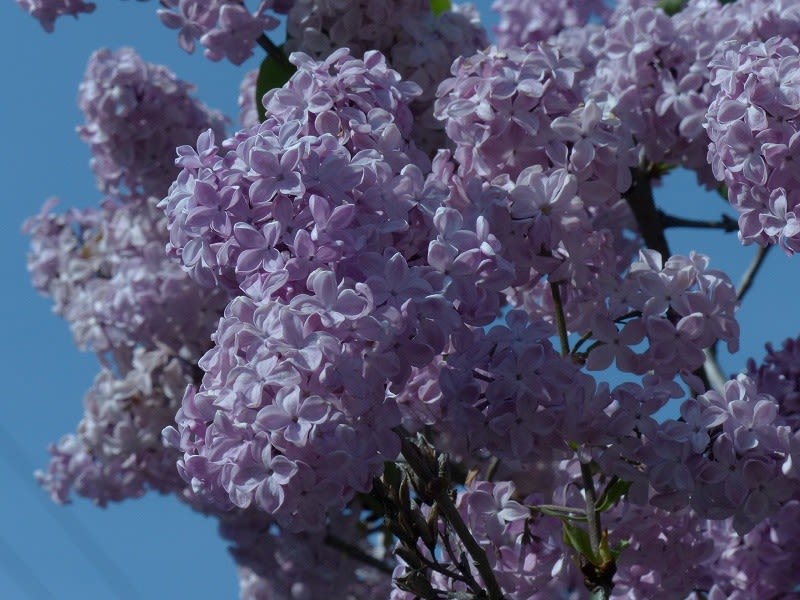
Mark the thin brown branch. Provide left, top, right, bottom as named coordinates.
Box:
left=395, top=430, right=505, bottom=600
left=550, top=280, right=570, bottom=357
left=256, top=33, right=292, bottom=68
left=658, top=210, right=739, bottom=233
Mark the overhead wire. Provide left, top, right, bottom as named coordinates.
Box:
left=0, top=422, right=139, bottom=600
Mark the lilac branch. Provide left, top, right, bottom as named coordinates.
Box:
left=395, top=430, right=505, bottom=600
left=550, top=280, right=570, bottom=357
left=580, top=461, right=613, bottom=600
left=704, top=245, right=773, bottom=391
left=256, top=33, right=292, bottom=68
left=658, top=210, right=739, bottom=233
left=736, top=245, right=771, bottom=302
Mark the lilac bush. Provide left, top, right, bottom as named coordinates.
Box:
left=16, top=0, right=800, bottom=598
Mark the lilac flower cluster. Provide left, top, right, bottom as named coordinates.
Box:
left=436, top=44, right=615, bottom=182
left=216, top=506, right=390, bottom=600
left=640, top=375, right=798, bottom=534
left=36, top=349, right=192, bottom=505
left=163, top=48, right=429, bottom=292
left=607, top=503, right=718, bottom=599
left=15, top=0, right=95, bottom=32
left=78, top=47, right=227, bottom=199
left=436, top=309, right=594, bottom=465
left=285, top=0, right=487, bottom=150
left=16, top=0, right=282, bottom=65
left=593, top=250, right=739, bottom=380
left=704, top=500, right=800, bottom=599
left=585, top=3, right=728, bottom=182
left=490, top=0, right=609, bottom=48
left=26, top=51, right=227, bottom=511
left=706, top=36, right=800, bottom=253
left=24, top=197, right=227, bottom=365
left=162, top=49, right=469, bottom=528
left=157, top=0, right=282, bottom=65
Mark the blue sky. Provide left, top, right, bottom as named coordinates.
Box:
left=0, top=2, right=796, bottom=599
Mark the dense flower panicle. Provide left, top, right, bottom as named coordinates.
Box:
left=15, top=0, right=95, bottom=31
left=706, top=35, right=800, bottom=253
left=20, top=1, right=800, bottom=597
left=162, top=50, right=470, bottom=526
left=639, top=375, right=799, bottom=534
left=78, top=47, right=227, bottom=199
left=435, top=309, right=612, bottom=465
left=704, top=500, right=800, bottom=599
left=218, top=507, right=391, bottom=600
left=36, top=349, right=192, bottom=505
left=285, top=0, right=487, bottom=151
left=434, top=43, right=638, bottom=231
left=747, top=335, right=800, bottom=430
left=491, top=0, right=609, bottom=48
left=24, top=196, right=227, bottom=364
left=586, top=3, right=728, bottom=182
left=607, top=504, right=717, bottom=599
left=162, top=48, right=434, bottom=293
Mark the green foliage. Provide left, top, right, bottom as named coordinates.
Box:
left=657, top=0, right=688, bottom=15
left=595, top=478, right=631, bottom=513
left=255, top=50, right=296, bottom=123
left=430, top=0, right=452, bottom=16
left=562, top=521, right=596, bottom=563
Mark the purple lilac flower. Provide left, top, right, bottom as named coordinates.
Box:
left=78, top=47, right=226, bottom=199
left=706, top=35, right=800, bottom=253
left=491, top=0, right=609, bottom=48
left=15, top=0, right=95, bottom=31
left=285, top=0, right=487, bottom=152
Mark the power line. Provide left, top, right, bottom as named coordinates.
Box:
left=0, top=533, right=55, bottom=600
left=0, top=423, right=139, bottom=600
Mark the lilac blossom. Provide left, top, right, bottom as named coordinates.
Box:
left=77, top=47, right=226, bottom=199
left=19, top=1, right=800, bottom=598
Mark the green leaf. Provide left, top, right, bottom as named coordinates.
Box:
left=533, top=504, right=587, bottom=521
left=562, top=521, right=596, bottom=563
left=611, top=538, right=631, bottom=562
left=430, top=0, right=451, bottom=16
left=255, top=51, right=296, bottom=123
left=595, top=478, right=631, bottom=513
left=657, top=0, right=688, bottom=15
